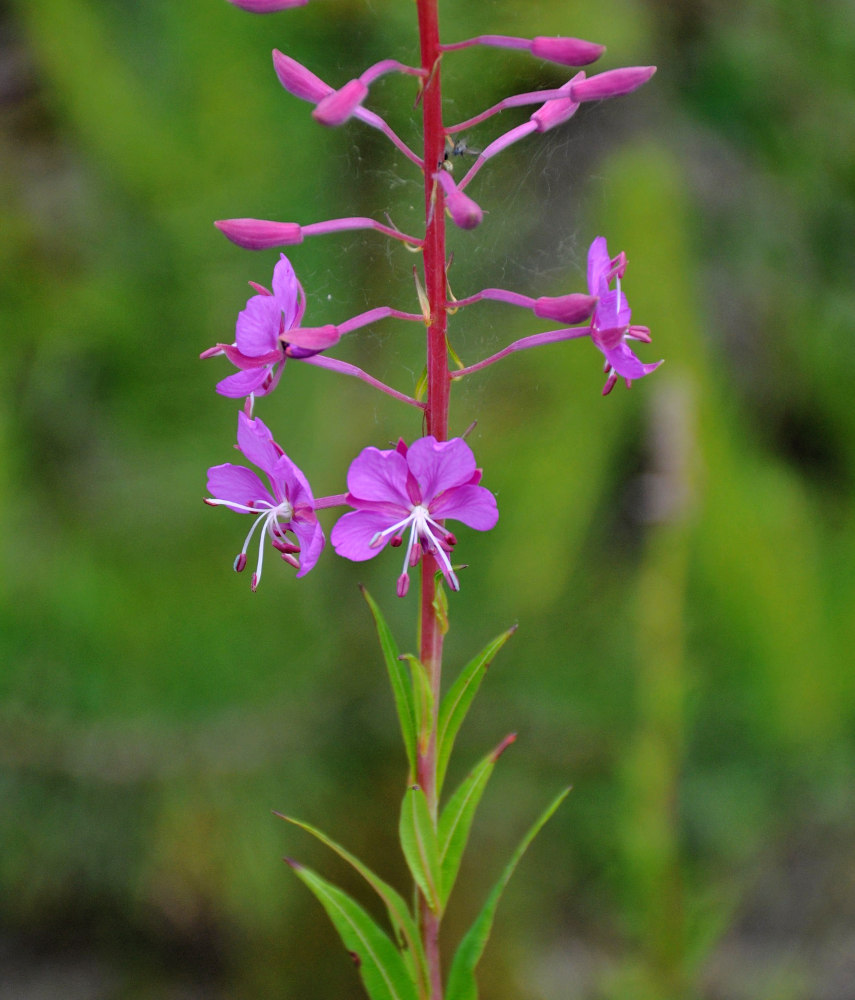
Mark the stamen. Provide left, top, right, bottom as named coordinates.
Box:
left=371, top=511, right=417, bottom=547
left=417, top=515, right=460, bottom=589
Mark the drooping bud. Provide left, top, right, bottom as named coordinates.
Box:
left=313, top=79, right=369, bottom=127
left=228, top=0, right=308, bottom=12
left=435, top=171, right=483, bottom=230
left=215, top=218, right=304, bottom=250
left=530, top=36, right=605, bottom=67
left=533, top=293, right=598, bottom=324
left=272, top=50, right=331, bottom=103
left=571, top=66, right=656, bottom=103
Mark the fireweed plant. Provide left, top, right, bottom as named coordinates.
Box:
left=204, top=1, right=660, bottom=998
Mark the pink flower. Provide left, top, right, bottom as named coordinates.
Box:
left=206, top=412, right=325, bottom=589
left=331, top=437, right=498, bottom=596
left=202, top=254, right=339, bottom=398
left=586, top=236, right=661, bottom=395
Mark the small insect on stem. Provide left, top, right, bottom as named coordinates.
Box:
left=441, top=134, right=481, bottom=172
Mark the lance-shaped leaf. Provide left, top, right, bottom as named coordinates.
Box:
left=361, top=586, right=416, bottom=777
left=399, top=654, right=434, bottom=757
left=276, top=813, right=427, bottom=993
left=285, top=860, right=419, bottom=1000
left=445, top=787, right=571, bottom=1000
left=436, top=626, right=517, bottom=796
left=437, top=734, right=516, bottom=909
left=399, top=785, right=442, bottom=913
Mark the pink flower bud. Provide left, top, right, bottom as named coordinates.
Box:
left=313, top=79, right=369, bottom=127
left=530, top=73, right=584, bottom=133
left=530, top=36, right=605, bottom=67
left=435, top=171, right=483, bottom=230
left=533, top=294, right=597, bottom=324
left=215, top=218, right=304, bottom=250
left=227, top=0, right=308, bottom=11
left=272, top=50, right=331, bottom=103
left=571, top=66, right=656, bottom=103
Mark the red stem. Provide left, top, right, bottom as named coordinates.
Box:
left=418, top=0, right=449, bottom=444
left=416, top=2, right=447, bottom=999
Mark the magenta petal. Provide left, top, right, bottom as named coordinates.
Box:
left=273, top=453, right=313, bottom=509
left=593, top=288, right=630, bottom=342
left=292, top=515, right=325, bottom=576
left=331, top=510, right=394, bottom=561
left=221, top=343, right=282, bottom=368
left=346, top=447, right=411, bottom=506
left=407, top=437, right=477, bottom=501
left=237, top=412, right=281, bottom=478
left=236, top=295, right=281, bottom=356
left=216, top=368, right=269, bottom=398
left=271, top=255, right=302, bottom=329
left=430, top=484, right=498, bottom=531
left=587, top=236, right=610, bottom=294
left=603, top=342, right=661, bottom=380
left=207, top=463, right=273, bottom=509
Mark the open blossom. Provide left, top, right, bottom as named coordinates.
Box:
left=331, top=436, right=498, bottom=596
left=587, top=236, right=662, bottom=395
left=202, top=254, right=339, bottom=398
left=206, top=412, right=324, bottom=589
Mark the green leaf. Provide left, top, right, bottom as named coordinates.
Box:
left=436, top=626, right=517, bottom=796
left=286, top=861, right=419, bottom=1000
left=276, top=813, right=427, bottom=994
left=432, top=573, right=450, bottom=636
left=361, top=586, right=416, bottom=778
left=445, top=787, right=571, bottom=1000
left=399, top=654, right=434, bottom=757
left=399, top=785, right=441, bottom=913
left=447, top=337, right=465, bottom=371
left=414, top=365, right=428, bottom=402
left=437, top=734, right=516, bottom=909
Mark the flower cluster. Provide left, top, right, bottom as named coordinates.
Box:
left=205, top=5, right=661, bottom=591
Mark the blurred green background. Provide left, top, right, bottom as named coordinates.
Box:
left=2, top=0, right=854, bottom=997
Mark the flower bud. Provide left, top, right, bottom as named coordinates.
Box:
left=533, top=294, right=597, bottom=324
left=528, top=72, right=584, bottom=132
left=215, top=218, right=304, bottom=250
left=530, top=36, right=605, bottom=67
left=435, top=171, right=483, bottom=230
left=313, top=79, right=369, bottom=127
left=571, top=66, right=656, bottom=103
left=228, top=0, right=308, bottom=11
left=272, top=50, right=331, bottom=102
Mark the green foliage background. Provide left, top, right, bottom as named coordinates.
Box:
left=2, top=0, right=854, bottom=997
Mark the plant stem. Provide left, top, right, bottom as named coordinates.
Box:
left=416, top=1, right=447, bottom=998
